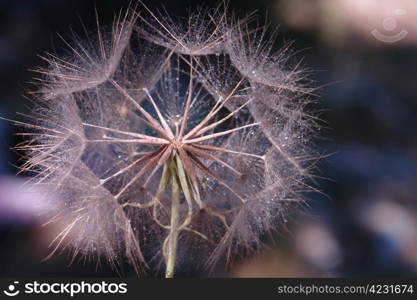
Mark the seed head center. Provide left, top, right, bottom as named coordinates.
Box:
left=172, top=139, right=183, bottom=149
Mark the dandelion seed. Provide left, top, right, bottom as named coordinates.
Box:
left=5, top=2, right=319, bottom=277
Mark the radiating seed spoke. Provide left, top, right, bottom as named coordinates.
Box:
left=115, top=147, right=166, bottom=199
left=192, top=143, right=265, bottom=160
left=82, top=122, right=167, bottom=142
left=184, top=122, right=260, bottom=144
left=142, top=88, right=174, bottom=138
left=184, top=144, right=241, bottom=176
left=183, top=78, right=245, bottom=139
left=99, top=154, right=152, bottom=185
left=88, top=138, right=168, bottom=145
left=193, top=98, right=254, bottom=138
left=110, top=79, right=173, bottom=141
left=178, top=58, right=194, bottom=138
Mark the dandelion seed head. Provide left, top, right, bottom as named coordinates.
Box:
left=11, top=2, right=320, bottom=275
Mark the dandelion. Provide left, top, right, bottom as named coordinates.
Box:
left=5, top=2, right=318, bottom=277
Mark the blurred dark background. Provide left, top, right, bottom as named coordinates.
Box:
left=1, top=0, right=417, bottom=277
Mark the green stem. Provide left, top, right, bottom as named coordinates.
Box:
left=165, top=159, right=181, bottom=278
